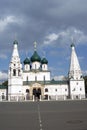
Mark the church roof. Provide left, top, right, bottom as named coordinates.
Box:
left=0, top=85, right=7, bottom=89
left=13, top=40, right=18, bottom=45
left=30, top=51, right=41, bottom=62
left=69, top=42, right=82, bottom=79
left=23, top=57, right=30, bottom=64
left=23, top=80, right=69, bottom=85
left=41, top=57, right=48, bottom=64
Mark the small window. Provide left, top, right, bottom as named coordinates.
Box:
left=44, top=65, right=45, bottom=68
left=26, top=76, right=28, bottom=81
left=44, top=76, right=45, bottom=81
left=18, top=69, right=20, bottom=76
left=2, top=93, right=5, bottom=99
left=77, top=82, right=78, bottom=85
left=35, top=76, right=37, bottom=81
left=45, top=88, right=48, bottom=92
left=13, top=69, right=16, bottom=76
left=65, top=89, right=67, bottom=91
left=55, top=89, right=57, bottom=92
left=80, top=88, right=82, bottom=91
left=35, top=64, right=36, bottom=69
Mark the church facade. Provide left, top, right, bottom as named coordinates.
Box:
left=7, top=40, right=85, bottom=101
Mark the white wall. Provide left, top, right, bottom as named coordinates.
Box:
left=8, top=77, right=23, bottom=95
left=32, top=62, right=41, bottom=70
left=44, top=84, right=69, bottom=96
left=23, top=71, right=50, bottom=81
left=70, top=80, right=85, bottom=98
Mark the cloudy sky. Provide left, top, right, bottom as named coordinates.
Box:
left=0, top=0, right=87, bottom=81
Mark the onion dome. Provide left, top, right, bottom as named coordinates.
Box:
left=41, top=57, right=48, bottom=64
left=31, top=51, right=41, bottom=62
left=13, top=40, right=18, bottom=45
left=23, top=57, right=30, bottom=64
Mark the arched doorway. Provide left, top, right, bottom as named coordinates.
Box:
left=33, top=88, right=41, bottom=100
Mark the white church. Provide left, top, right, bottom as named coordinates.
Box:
left=6, top=40, right=85, bottom=101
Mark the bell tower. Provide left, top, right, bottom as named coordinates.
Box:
left=8, top=40, right=23, bottom=100
left=69, top=43, right=85, bottom=99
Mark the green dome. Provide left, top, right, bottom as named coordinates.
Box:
left=31, top=51, right=41, bottom=62
left=41, top=57, right=48, bottom=64
left=23, top=57, right=30, bottom=64
left=13, top=40, right=18, bottom=45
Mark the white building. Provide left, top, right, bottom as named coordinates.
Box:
left=7, top=40, right=85, bottom=101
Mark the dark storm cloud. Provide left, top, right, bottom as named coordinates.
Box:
left=0, top=0, right=87, bottom=52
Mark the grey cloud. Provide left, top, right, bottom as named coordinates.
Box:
left=0, top=0, right=87, bottom=52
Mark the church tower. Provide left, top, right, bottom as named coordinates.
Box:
left=8, top=40, right=23, bottom=101
left=69, top=43, right=85, bottom=99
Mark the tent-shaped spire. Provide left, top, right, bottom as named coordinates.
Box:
left=69, top=43, right=82, bottom=80
left=12, top=40, right=19, bottom=58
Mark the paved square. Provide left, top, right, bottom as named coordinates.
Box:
left=0, top=100, right=87, bottom=130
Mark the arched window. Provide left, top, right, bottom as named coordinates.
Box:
left=35, top=76, right=37, bottom=81
left=26, top=76, right=28, bottom=81
left=18, top=69, right=20, bottom=76
left=44, top=76, right=45, bottom=81
left=65, top=89, right=67, bottom=91
left=44, top=65, right=45, bottom=69
left=55, top=89, right=57, bottom=92
left=45, top=88, right=48, bottom=92
left=13, top=69, right=16, bottom=76
left=35, top=64, right=36, bottom=69
left=26, top=65, right=29, bottom=70
left=80, top=88, right=82, bottom=91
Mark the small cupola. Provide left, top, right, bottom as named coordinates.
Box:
left=41, top=57, right=48, bottom=71
left=41, top=57, right=48, bottom=64
left=23, top=57, right=30, bottom=65
left=23, top=57, right=30, bottom=71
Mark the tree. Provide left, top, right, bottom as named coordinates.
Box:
left=84, top=76, right=87, bottom=96
left=2, top=80, right=8, bottom=86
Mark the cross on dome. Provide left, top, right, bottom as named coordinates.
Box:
left=34, top=41, right=37, bottom=51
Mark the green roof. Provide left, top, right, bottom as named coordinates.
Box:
left=31, top=51, right=41, bottom=62
left=23, top=57, right=30, bottom=64
left=23, top=80, right=69, bottom=85
left=0, top=85, right=8, bottom=89
left=41, top=58, right=48, bottom=64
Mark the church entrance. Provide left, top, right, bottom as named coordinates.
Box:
left=30, top=83, right=44, bottom=100
left=33, top=88, right=41, bottom=100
